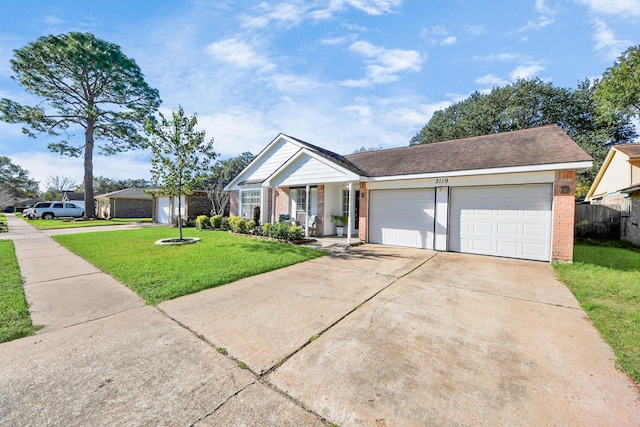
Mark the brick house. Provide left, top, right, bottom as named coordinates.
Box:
left=586, top=144, right=640, bottom=245
left=95, top=188, right=152, bottom=219
left=226, top=125, right=592, bottom=262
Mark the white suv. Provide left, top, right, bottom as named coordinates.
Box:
left=29, top=201, right=85, bottom=220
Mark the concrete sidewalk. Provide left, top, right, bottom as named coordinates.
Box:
left=1, top=214, right=639, bottom=426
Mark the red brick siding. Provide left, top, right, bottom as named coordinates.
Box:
left=275, top=187, right=290, bottom=222
left=229, top=191, right=239, bottom=216
left=552, top=170, right=576, bottom=262
left=358, top=182, right=368, bottom=241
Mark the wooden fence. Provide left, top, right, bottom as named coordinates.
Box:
left=574, top=204, right=621, bottom=239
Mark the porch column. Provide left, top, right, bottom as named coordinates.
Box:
left=305, top=184, right=310, bottom=238
left=347, top=181, right=354, bottom=245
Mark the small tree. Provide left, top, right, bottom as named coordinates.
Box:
left=44, top=176, right=76, bottom=200
left=145, top=106, right=218, bottom=240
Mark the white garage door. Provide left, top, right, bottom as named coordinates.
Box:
left=449, top=184, right=552, bottom=261
left=369, top=189, right=435, bottom=249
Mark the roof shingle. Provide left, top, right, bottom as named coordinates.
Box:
left=344, top=125, right=592, bottom=177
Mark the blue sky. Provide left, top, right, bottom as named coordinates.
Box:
left=1, top=0, right=639, bottom=190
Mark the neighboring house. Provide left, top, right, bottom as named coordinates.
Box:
left=61, top=191, right=84, bottom=201
left=226, top=125, right=592, bottom=262
left=586, top=144, right=640, bottom=245
left=95, top=188, right=153, bottom=219
left=152, top=191, right=212, bottom=224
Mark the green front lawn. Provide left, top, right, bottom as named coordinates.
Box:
left=554, top=240, right=640, bottom=385
left=0, top=240, right=39, bottom=342
left=25, top=217, right=152, bottom=230
left=54, top=228, right=325, bottom=305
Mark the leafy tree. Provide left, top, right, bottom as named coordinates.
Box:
left=0, top=32, right=161, bottom=218
left=145, top=106, right=218, bottom=240
left=410, top=78, right=636, bottom=186
left=205, top=151, right=255, bottom=215
left=595, top=45, right=640, bottom=120
left=43, top=176, right=76, bottom=200
left=0, top=157, right=39, bottom=208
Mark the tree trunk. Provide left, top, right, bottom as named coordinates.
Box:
left=84, top=123, right=95, bottom=219
left=177, top=190, right=183, bottom=240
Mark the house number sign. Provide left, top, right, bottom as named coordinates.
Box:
left=435, top=178, right=449, bottom=184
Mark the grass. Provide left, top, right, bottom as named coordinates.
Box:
left=53, top=228, right=325, bottom=305
left=24, top=217, right=152, bottom=230
left=0, top=240, right=39, bottom=342
left=554, top=239, right=640, bottom=385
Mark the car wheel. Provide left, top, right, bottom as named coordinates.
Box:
left=42, top=213, right=54, bottom=220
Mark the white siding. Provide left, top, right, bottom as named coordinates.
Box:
left=275, top=155, right=350, bottom=187
left=241, top=138, right=299, bottom=183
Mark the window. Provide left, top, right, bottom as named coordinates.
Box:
left=241, top=189, right=260, bottom=218
left=290, top=187, right=317, bottom=224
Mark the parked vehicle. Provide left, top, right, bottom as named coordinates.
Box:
left=22, top=206, right=34, bottom=217
left=29, top=201, right=85, bottom=220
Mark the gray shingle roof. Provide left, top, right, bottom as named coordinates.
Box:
left=345, top=125, right=592, bottom=177
left=96, top=188, right=152, bottom=200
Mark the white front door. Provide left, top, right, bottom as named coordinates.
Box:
left=369, top=189, right=436, bottom=249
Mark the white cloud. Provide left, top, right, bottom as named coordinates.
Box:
left=510, top=64, right=545, bottom=80
left=592, top=19, right=631, bottom=60
left=475, top=74, right=508, bottom=87
left=205, top=38, right=276, bottom=72
left=578, top=0, right=640, bottom=16
left=342, top=41, right=424, bottom=86
left=240, top=2, right=307, bottom=28
left=421, top=26, right=457, bottom=46
left=341, top=0, right=402, bottom=15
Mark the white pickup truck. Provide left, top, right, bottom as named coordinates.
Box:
left=28, top=201, right=85, bottom=220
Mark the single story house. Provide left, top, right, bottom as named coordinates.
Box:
left=152, top=191, right=212, bottom=224
left=95, top=187, right=153, bottom=219
left=226, top=125, right=592, bottom=262
left=586, top=144, right=640, bottom=245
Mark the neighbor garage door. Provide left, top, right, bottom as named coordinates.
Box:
left=369, top=189, right=435, bottom=249
left=449, top=184, right=552, bottom=261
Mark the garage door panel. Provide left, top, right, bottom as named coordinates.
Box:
left=369, top=189, right=435, bottom=249
left=450, top=184, right=552, bottom=261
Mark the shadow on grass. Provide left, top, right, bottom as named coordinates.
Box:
left=573, top=239, right=640, bottom=272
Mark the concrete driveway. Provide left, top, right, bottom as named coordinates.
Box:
left=1, top=217, right=639, bottom=426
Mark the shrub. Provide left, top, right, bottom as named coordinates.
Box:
left=195, top=215, right=210, bottom=230
left=246, top=219, right=256, bottom=233
left=220, top=217, right=231, bottom=230
left=210, top=215, right=223, bottom=229
left=262, top=222, right=271, bottom=236
left=172, top=216, right=195, bottom=228
left=228, top=216, right=247, bottom=234
left=289, top=225, right=304, bottom=241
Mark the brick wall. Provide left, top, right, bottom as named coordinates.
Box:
left=275, top=187, right=290, bottom=222
left=358, top=182, right=368, bottom=241
left=186, top=192, right=213, bottom=220
left=110, top=199, right=152, bottom=218
left=229, top=191, right=239, bottom=216
left=622, top=193, right=640, bottom=246
left=552, top=170, right=576, bottom=262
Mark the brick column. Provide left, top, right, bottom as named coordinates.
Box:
left=552, top=170, right=576, bottom=262
left=229, top=191, right=239, bottom=217
left=275, top=187, right=290, bottom=222
left=358, top=182, right=368, bottom=242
